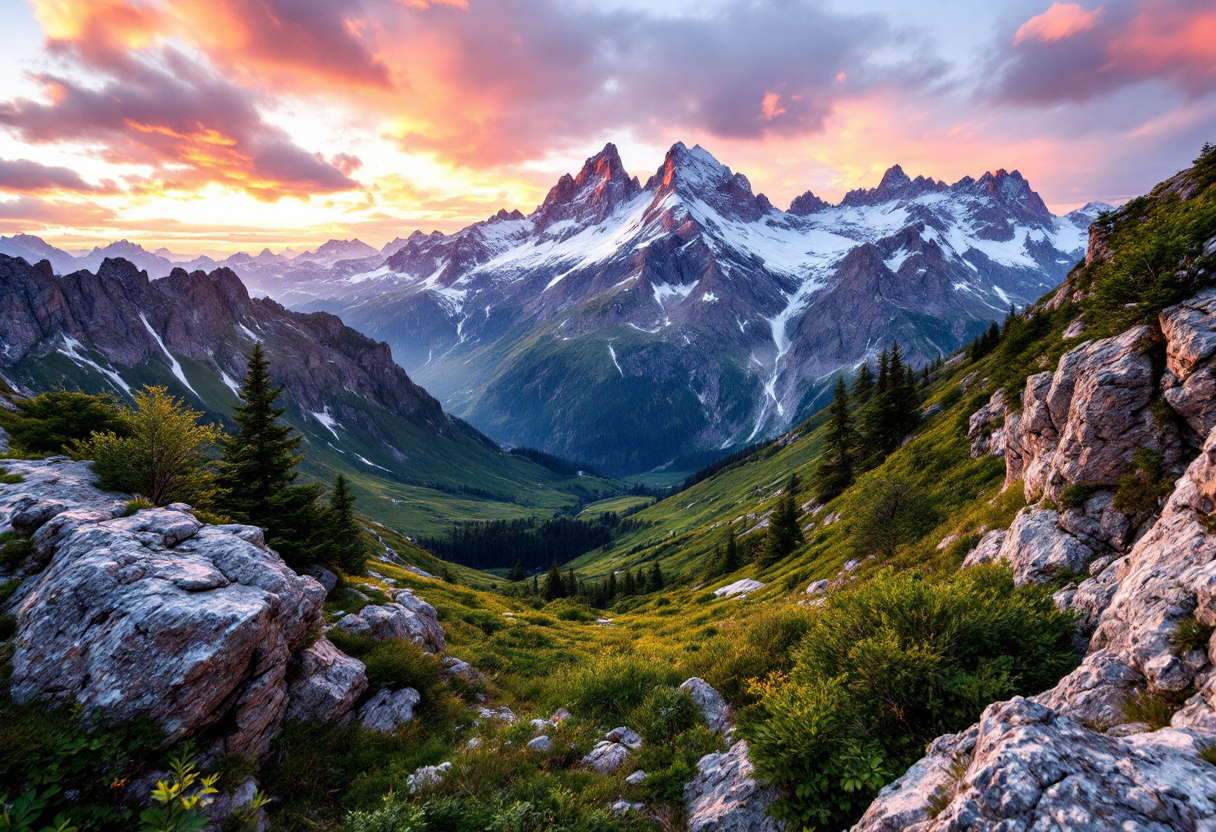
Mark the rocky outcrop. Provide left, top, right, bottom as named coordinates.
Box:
left=965, top=388, right=1007, bottom=458
left=854, top=697, right=1216, bottom=832
left=856, top=422, right=1216, bottom=830
left=685, top=740, right=784, bottom=832
left=334, top=589, right=447, bottom=653
left=583, top=741, right=632, bottom=774
left=1161, top=288, right=1216, bottom=438
left=2, top=458, right=362, bottom=757
left=681, top=677, right=733, bottom=734
left=284, top=638, right=368, bottom=725
left=357, top=687, right=421, bottom=733
left=1006, top=326, right=1180, bottom=501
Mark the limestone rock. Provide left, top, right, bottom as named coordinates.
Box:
left=4, top=462, right=328, bottom=756
left=626, top=770, right=647, bottom=785
left=685, top=740, right=783, bottom=832
left=1161, top=288, right=1216, bottom=437
left=611, top=800, right=644, bottom=815
left=966, top=388, right=1007, bottom=458
left=714, top=578, right=764, bottom=598
left=853, top=697, right=1216, bottom=832
left=583, top=741, right=631, bottom=774
left=1009, top=326, right=1180, bottom=502
left=606, top=726, right=643, bottom=749
left=994, top=507, right=1097, bottom=585
left=528, top=735, right=553, bottom=753
left=305, top=565, right=338, bottom=594
left=959, top=528, right=1006, bottom=569
left=285, top=638, right=368, bottom=725
left=407, top=762, right=451, bottom=794
left=357, top=687, right=421, bottom=733
left=335, top=592, right=446, bottom=653
left=680, top=677, right=734, bottom=734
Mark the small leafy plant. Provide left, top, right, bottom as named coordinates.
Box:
left=139, top=747, right=218, bottom=832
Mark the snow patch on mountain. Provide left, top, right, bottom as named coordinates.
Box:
left=139, top=313, right=197, bottom=396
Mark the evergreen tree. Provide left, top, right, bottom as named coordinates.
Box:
left=544, top=560, right=564, bottom=601
left=814, top=376, right=854, bottom=502
left=509, top=559, right=526, bottom=582
left=650, top=561, right=664, bottom=590
left=760, top=478, right=804, bottom=567
left=623, top=570, right=636, bottom=595
left=566, top=568, right=577, bottom=597
left=876, top=348, right=890, bottom=396
left=852, top=363, right=874, bottom=404
left=320, top=474, right=368, bottom=573
left=607, top=571, right=617, bottom=599
left=634, top=568, right=646, bottom=594
left=532, top=574, right=539, bottom=596
left=216, top=344, right=320, bottom=562
left=723, top=527, right=739, bottom=574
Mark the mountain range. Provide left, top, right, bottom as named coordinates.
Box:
left=0, top=254, right=616, bottom=536
left=0, top=142, right=1110, bottom=474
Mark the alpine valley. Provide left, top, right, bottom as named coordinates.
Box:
left=1, top=142, right=1108, bottom=474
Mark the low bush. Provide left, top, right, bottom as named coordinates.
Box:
left=551, top=654, right=678, bottom=722
left=0, top=391, right=128, bottom=456
left=635, top=687, right=699, bottom=744
left=1174, top=615, right=1214, bottom=654
left=1120, top=689, right=1181, bottom=730
left=1114, top=447, right=1174, bottom=518
left=741, top=566, right=1078, bottom=830
left=326, top=632, right=444, bottom=701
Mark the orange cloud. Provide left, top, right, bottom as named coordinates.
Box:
left=1015, top=3, right=1103, bottom=45
left=1110, top=5, right=1216, bottom=76
left=761, top=92, right=787, bottom=121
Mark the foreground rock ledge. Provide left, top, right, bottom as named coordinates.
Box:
left=0, top=458, right=361, bottom=756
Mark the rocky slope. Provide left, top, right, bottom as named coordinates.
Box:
left=0, top=253, right=613, bottom=535
left=855, top=222, right=1216, bottom=830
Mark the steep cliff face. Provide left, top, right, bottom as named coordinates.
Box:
left=855, top=188, right=1216, bottom=830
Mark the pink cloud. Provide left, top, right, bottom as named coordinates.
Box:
left=1015, top=3, right=1104, bottom=45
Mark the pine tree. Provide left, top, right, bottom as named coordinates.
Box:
left=650, top=561, right=664, bottom=590
left=723, top=528, right=739, bottom=574
left=622, top=570, right=636, bottom=595
left=635, top=568, right=646, bottom=594
left=566, top=568, right=576, bottom=597
left=544, top=560, right=564, bottom=601
left=852, top=363, right=874, bottom=404
left=532, top=574, right=539, bottom=596
left=759, top=477, right=804, bottom=567
left=216, top=344, right=320, bottom=562
left=321, top=474, right=368, bottom=573
left=607, top=571, right=617, bottom=599
left=509, top=559, right=525, bottom=582
left=876, top=348, right=890, bottom=396
left=814, top=376, right=854, bottom=502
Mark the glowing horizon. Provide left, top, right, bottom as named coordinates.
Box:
left=1, top=0, right=1213, bottom=255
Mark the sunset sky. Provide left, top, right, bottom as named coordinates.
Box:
left=0, top=0, right=1213, bottom=254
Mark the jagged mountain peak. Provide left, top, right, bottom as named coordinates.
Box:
left=842, top=164, right=947, bottom=207
left=536, top=143, right=641, bottom=229
left=788, top=190, right=830, bottom=216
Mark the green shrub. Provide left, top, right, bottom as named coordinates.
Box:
left=1113, top=447, right=1174, bottom=517
left=552, top=654, right=676, bottom=722
left=343, top=794, right=425, bottom=832
left=0, top=391, right=127, bottom=456
left=635, top=687, right=700, bottom=744
left=0, top=533, right=36, bottom=572
left=1058, top=484, right=1095, bottom=511
left=1174, top=615, right=1214, bottom=654
left=848, top=475, right=935, bottom=558
left=741, top=566, right=1078, bottom=830
left=122, top=498, right=155, bottom=517
left=1120, top=689, right=1180, bottom=730
left=1201, top=744, right=1216, bottom=766
left=0, top=469, right=23, bottom=485
left=0, top=615, right=15, bottom=642
left=326, top=632, right=443, bottom=699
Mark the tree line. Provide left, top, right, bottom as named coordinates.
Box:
left=0, top=343, right=369, bottom=573
left=501, top=558, right=666, bottom=609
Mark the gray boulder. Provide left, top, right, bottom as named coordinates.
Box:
left=993, top=507, right=1097, bottom=586
left=285, top=637, right=368, bottom=725
left=1010, top=326, right=1180, bottom=502
left=853, top=697, right=1216, bottom=832
left=966, top=388, right=1008, bottom=459
left=1161, top=288, right=1216, bottom=437
left=606, top=726, right=643, bottom=749
left=357, top=687, right=421, bottom=733
left=583, top=741, right=631, bottom=774
left=5, top=463, right=328, bottom=756
left=335, top=592, right=446, bottom=653
left=407, top=762, right=451, bottom=794
left=680, top=677, right=733, bottom=734
left=528, top=735, right=553, bottom=753
left=685, top=740, right=783, bottom=832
